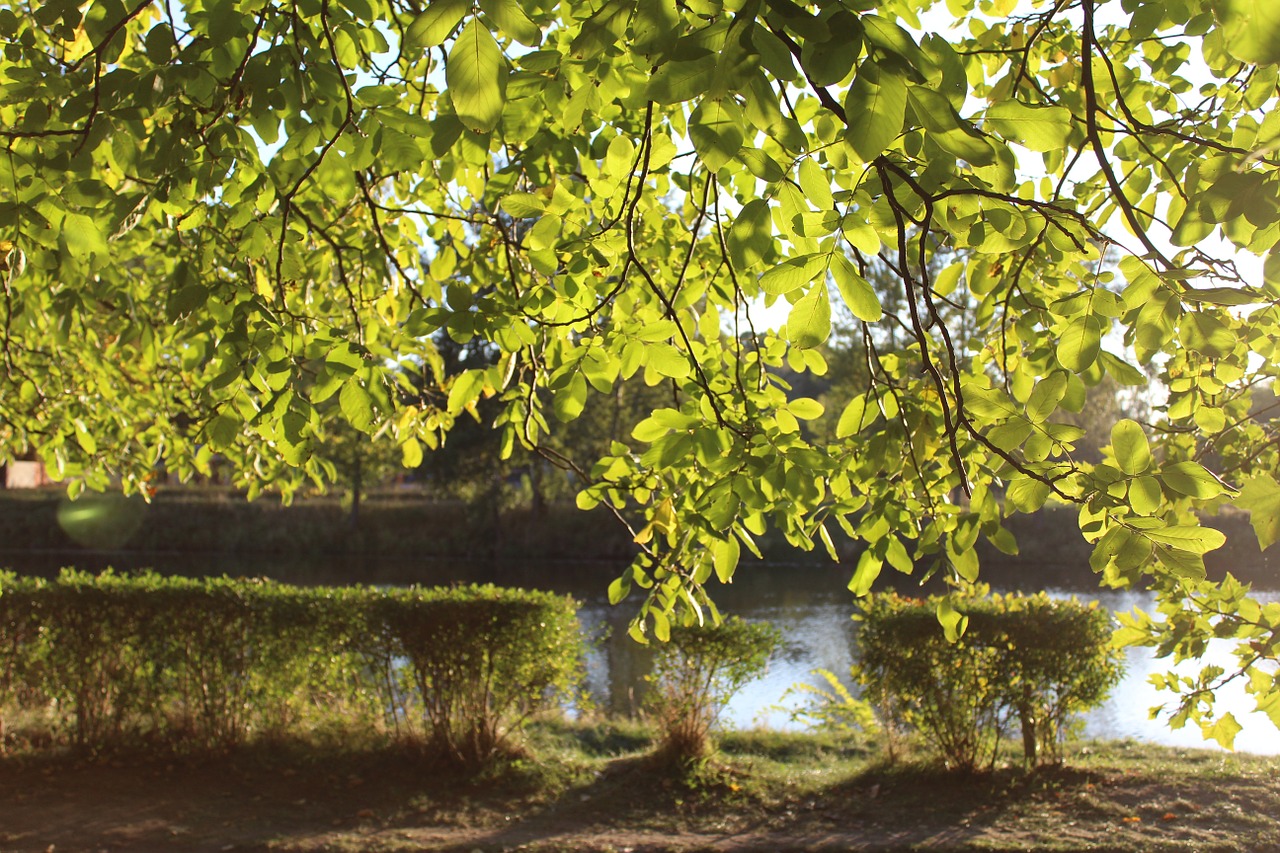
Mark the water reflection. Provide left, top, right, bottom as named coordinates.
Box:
left=3, top=552, right=1277, bottom=753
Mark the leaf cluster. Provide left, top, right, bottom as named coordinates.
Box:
left=2, top=0, right=1280, bottom=744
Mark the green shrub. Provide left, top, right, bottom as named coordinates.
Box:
left=645, top=616, right=781, bottom=766
left=855, top=586, right=1123, bottom=771
left=0, top=571, right=584, bottom=766
left=373, top=585, right=584, bottom=768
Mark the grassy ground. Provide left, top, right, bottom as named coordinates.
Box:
left=0, top=720, right=1276, bottom=852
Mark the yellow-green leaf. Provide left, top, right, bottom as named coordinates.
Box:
left=689, top=97, right=745, bottom=172
left=1111, top=419, right=1151, bottom=475
left=479, top=0, right=541, bottom=46
left=447, top=20, right=507, bottom=133
left=844, top=60, right=907, bottom=162
left=985, top=100, right=1073, bottom=152
left=1238, top=474, right=1280, bottom=549
left=405, top=0, right=470, bottom=51
left=760, top=253, right=826, bottom=295
left=786, top=283, right=832, bottom=349
left=1212, top=0, right=1280, bottom=64
left=831, top=253, right=882, bottom=321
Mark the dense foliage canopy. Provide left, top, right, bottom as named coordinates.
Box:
left=2, top=0, right=1279, bottom=744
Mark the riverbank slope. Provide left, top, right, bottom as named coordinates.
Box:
left=0, top=726, right=1275, bottom=852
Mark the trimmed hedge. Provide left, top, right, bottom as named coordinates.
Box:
left=0, top=570, right=583, bottom=765
left=855, top=587, right=1123, bottom=770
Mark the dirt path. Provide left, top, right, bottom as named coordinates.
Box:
left=2, top=748, right=1276, bottom=852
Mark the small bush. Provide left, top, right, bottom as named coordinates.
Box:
left=855, top=586, right=1123, bottom=771
left=375, top=585, right=584, bottom=768
left=645, top=617, right=781, bottom=766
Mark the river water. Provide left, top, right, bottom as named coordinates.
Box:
left=3, top=551, right=1278, bottom=754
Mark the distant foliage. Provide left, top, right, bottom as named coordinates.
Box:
left=856, top=587, right=1123, bottom=771
left=0, top=571, right=583, bottom=765
left=645, top=616, right=781, bottom=766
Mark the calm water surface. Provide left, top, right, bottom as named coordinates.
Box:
left=5, top=551, right=1278, bottom=754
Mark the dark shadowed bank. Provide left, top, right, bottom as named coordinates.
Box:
left=0, top=489, right=1273, bottom=590
left=0, top=730, right=1277, bottom=853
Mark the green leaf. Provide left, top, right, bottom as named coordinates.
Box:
left=789, top=397, right=825, bottom=419
left=689, top=98, right=745, bottom=172
left=647, top=55, right=716, bottom=104
left=608, top=574, right=630, bottom=605
left=500, top=193, right=546, bottom=218
left=447, top=370, right=484, bottom=415
left=985, top=101, right=1073, bottom=152
left=798, top=158, right=833, bottom=210
left=760, top=253, right=826, bottom=295
left=1178, top=312, right=1237, bottom=359
left=936, top=597, right=968, bottom=642
left=1204, top=712, right=1244, bottom=749
left=206, top=412, right=242, bottom=450
left=73, top=420, right=98, bottom=455
left=1212, top=0, right=1280, bottom=64
left=605, top=135, right=634, bottom=180
left=553, top=372, right=588, bottom=422
left=1099, top=350, right=1146, bottom=385
left=405, top=0, right=470, bottom=51
left=818, top=522, right=839, bottom=562
left=1006, top=477, right=1050, bottom=512
left=1144, top=525, right=1227, bottom=555
left=712, top=535, right=740, bottom=584
left=831, top=253, right=882, bottom=321
left=799, top=12, right=860, bottom=85
left=62, top=212, right=108, bottom=259
left=1111, top=419, right=1151, bottom=475
left=909, top=86, right=993, bottom=165
left=727, top=199, right=772, bottom=270
left=479, top=0, right=541, bottom=46
left=843, top=60, right=908, bottom=162
left=632, top=0, right=679, bottom=53
left=1181, top=285, right=1264, bottom=306
left=400, top=437, right=424, bottom=468
left=1025, top=373, right=1067, bottom=423
left=885, top=535, right=912, bottom=573
left=1160, top=461, right=1224, bottom=499
left=1129, top=475, right=1163, bottom=515
left=339, top=378, right=377, bottom=434
left=651, top=608, right=670, bottom=642
left=645, top=343, right=691, bottom=379
left=786, top=283, right=831, bottom=349
left=447, top=20, right=507, bottom=133
left=849, top=550, right=882, bottom=596
left=166, top=284, right=209, bottom=321
left=836, top=395, right=868, bottom=438
left=1057, top=315, right=1103, bottom=371
left=1238, top=474, right=1280, bottom=549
